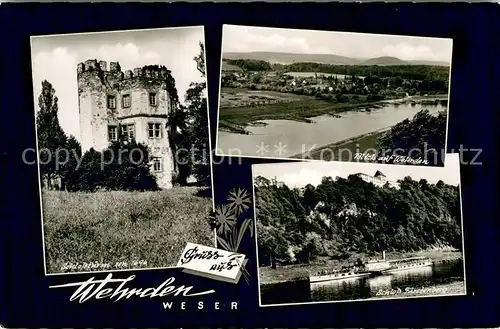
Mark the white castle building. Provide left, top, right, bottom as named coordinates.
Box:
left=354, top=171, right=400, bottom=189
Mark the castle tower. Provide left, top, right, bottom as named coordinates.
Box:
left=77, top=59, right=113, bottom=152
left=76, top=59, right=175, bottom=189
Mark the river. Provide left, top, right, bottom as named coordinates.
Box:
left=217, top=103, right=447, bottom=158
left=260, top=259, right=465, bottom=305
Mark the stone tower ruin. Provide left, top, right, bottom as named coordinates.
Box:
left=77, top=59, right=176, bottom=189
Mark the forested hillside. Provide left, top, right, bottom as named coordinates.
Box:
left=376, top=109, right=448, bottom=166
left=255, top=174, right=462, bottom=268
left=223, top=58, right=450, bottom=82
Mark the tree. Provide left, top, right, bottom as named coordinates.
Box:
left=178, top=42, right=210, bottom=186
left=36, top=80, right=67, bottom=189
left=302, top=184, right=318, bottom=213
left=376, top=109, right=447, bottom=166
left=167, top=103, right=189, bottom=185
left=100, top=139, right=158, bottom=191
left=58, top=135, right=82, bottom=191
left=166, top=41, right=210, bottom=186
left=299, top=232, right=324, bottom=263
left=184, top=82, right=210, bottom=185
left=71, top=148, right=103, bottom=192
left=257, top=221, right=293, bottom=268
left=72, top=139, right=158, bottom=192
left=194, top=41, right=205, bottom=77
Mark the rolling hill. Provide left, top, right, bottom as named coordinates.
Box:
left=223, top=51, right=362, bottom=65
left=361, top=56, right=408, bottom=66
left=222, top=51, right=450, bottom=67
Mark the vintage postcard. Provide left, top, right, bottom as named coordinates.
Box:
left=217, top=25, right=452, bottom=166
left=30, top=26, right=214, bottom=275
left=253, top=153, right=466, bottom=306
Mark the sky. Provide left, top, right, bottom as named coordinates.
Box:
left=252, top=153, right=461, bottom=188
left=31, top=26, right=206, bottom=139
left=222, top=25, right=453, bottom=63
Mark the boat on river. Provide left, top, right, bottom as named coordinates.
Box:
left=364, top=259, right=391, bottom=273
left=309, top=251, right=433, bottom=284
left=383, top=256, right=433, bottom=274
left=363, top=252, right=434, bottom=274
left=309, top=267, right=371, bottom=283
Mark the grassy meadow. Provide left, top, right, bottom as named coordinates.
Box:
left=42, top=187, right=214, bottom=273
left=220, top=87, right=309, bottom=108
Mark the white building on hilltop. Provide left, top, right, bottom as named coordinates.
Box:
left=354, top=171, right=400, bottom=189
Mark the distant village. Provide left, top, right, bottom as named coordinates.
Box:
left=221, top=60, right=446, bottom=106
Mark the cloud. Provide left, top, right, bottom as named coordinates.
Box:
left=223, top=26, right=452, bottom=62
left=84, top=40, right=201, bottom=105
left=32, top=43, right=164, bottom=139
left=85, top=43, right=161, bottom=70
left=32, top=47, right=80, bottom=138
left=282, top=168, right=340, bottom=188
left=31, top=26, right=206, bottom=156
left=32, top=38, right=203, bottom=139
left=224, top=28, right=330, bottom=54
left=380, top=42, right=448, bottom=62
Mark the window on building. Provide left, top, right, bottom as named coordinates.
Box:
left=108, top=125, right=117, bottom=141
left=152, top=157, right=162, bottom=172
left=107, top=95, right=116, bottom=109
left=149, top=92, right=157, bottom=106
left=122, top=94, right=131, bottom=108
left=148, top=123, right=162, bottom=139
left=120, top=124, right=135, bottom=141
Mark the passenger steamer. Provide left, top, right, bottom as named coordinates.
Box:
left=309, top=251, right=433, bottom=284
left=309, top=267, right=371, bottom=283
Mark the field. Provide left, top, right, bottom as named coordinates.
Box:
left=218, top=87, right=379, bottom=134
left=220, top=87, right=310, bottom=108
left=258, top=249, right=463, bottom=285
left=221, top=61, right=243, bottom=72
left=42, top=187, right=214, bottom=273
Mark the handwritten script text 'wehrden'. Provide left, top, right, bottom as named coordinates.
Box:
left=49, top=273, right=215, bottom=303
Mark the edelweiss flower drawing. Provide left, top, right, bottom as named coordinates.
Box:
left=211, top=204, right=237, bottom=234
left=206, top=187, right=254, bottom=285
left=227, top=188, right=252, bottom=215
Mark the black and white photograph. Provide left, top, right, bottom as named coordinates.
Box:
left=30, top=26, right=214, bottom=275
left=217, top=25, right=452, bottom=166
left=253, top=153, right=466, bottom=306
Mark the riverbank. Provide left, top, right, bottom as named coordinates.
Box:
left=219, top=92, right=448, bottom=135
left=291, top=127, right=389, bottom=160
left=218, top=98, right=386, bottom=134
left=384, top=94, right=448, bottom=104
left=259, top=249, right=463, bottom=285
